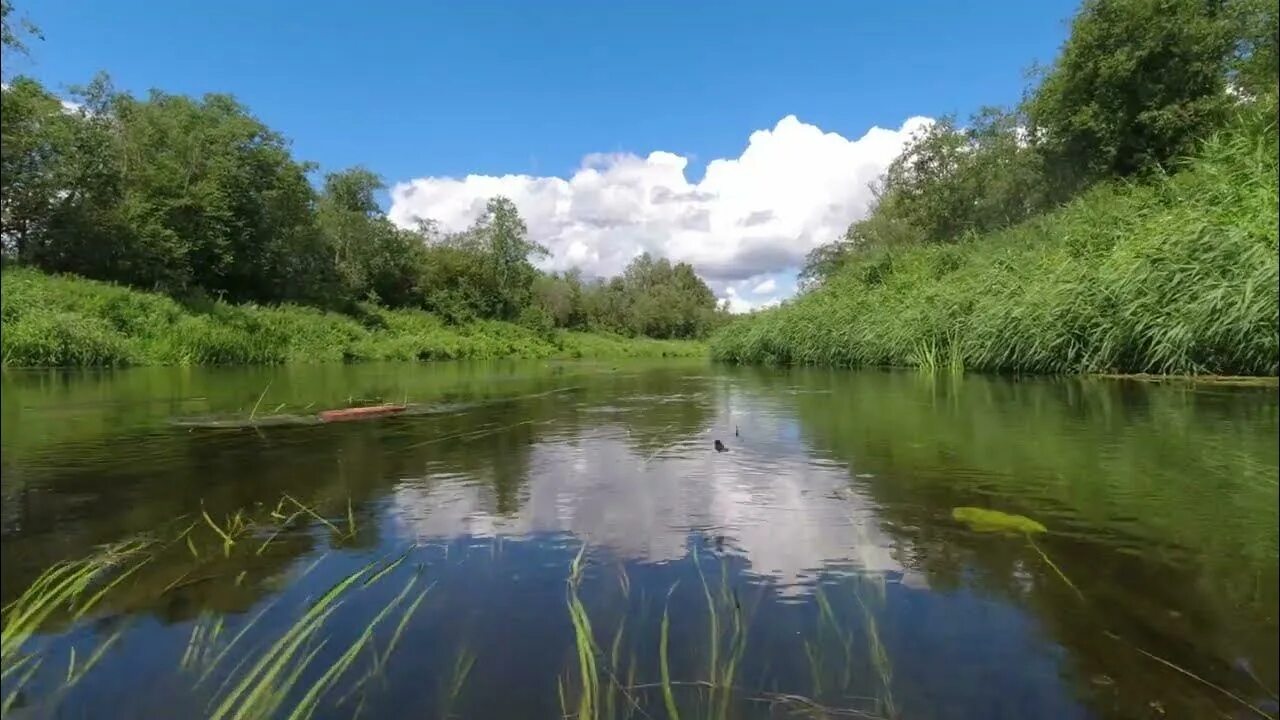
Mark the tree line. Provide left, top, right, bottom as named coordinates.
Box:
left=0, top=2, right=726, bottom=340
left=800, top=0, right=1278, bottom=288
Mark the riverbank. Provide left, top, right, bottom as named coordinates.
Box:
left=711, top=113, right=1279, bottom=377
left=0, top=268, right=705, bottom=366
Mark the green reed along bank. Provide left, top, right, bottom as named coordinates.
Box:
left=711, top=114, right=1280, bottom=377
left=0, top=269, right=705, bottom=367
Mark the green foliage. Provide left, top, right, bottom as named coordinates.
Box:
left=318, top=167, right=425, bottom=309
left=0, top=268, right=706, bottom=366
left=1229, top=0, right=1279, bottom=97
left=714, top=106, right=1279, bottom=376
left=473, top=196, right=547, bottom=320
left=787, top=0, right=1279, bottom=374
left=0, top=0, right=39, bottom=61
left=1026, top=0, right=1241, bottom=186
left=801, top=0, right=1279, bottom=292
left=0, top=72, right=724, bottom=344
left=567, top=254, right=726, bottom=339
left=882, top=112, right=1041, bottom=243
left=801, top=107, right=1050, bottom=287
left=0, top=75, right=337, bottom=305
left=1, top=7, right=725, bottom=346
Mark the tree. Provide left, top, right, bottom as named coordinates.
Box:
left=101, top=88, right=327, bottom=301
left=468, top=197, right=547, bottom=320
left=318, top=167, right=426, bottom=308
left=531, top=272, right=576, bottom=327
left=1229, top=0, right=1279, bottom=97
left=584, top=253, right=721, bottom=338
left=0, top=78, right=76, bottom=262
left=1, top=75, right=125, bottom=277
left=0, top=3, right=728, bottom=341
left=1025, top=0, right=1237, bottom=186
left=1, top=0, right=41, bottom=66
left=800, top=105, right=1045, bottom=284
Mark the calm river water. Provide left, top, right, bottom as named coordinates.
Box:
left=1, top=361, right=1276, bottom=719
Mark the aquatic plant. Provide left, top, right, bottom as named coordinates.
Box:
left=951, top=507, right=1048, bottom=534
left=1, top=539, right=153, bottom=713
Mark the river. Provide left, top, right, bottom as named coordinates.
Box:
left=1, top=361, right=1276, bottom=719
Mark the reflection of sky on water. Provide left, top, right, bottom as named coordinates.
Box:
left=388, top=383, right=929, bottom=597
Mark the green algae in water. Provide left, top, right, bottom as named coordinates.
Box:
left=952, top=507, right=1048, bottom=534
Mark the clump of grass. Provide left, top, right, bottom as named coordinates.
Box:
left=712, top=108, right=1278, bottom=376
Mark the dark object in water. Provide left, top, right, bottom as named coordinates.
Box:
left=172, top=415, right=319, bottom=430
left=735, top=425, right=739, bottom=437
left=714, top=439, right=729, bottom=453
left=318, top=404, right=408, bottom=423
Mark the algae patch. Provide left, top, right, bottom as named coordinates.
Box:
left=952, top=507, right=1047, bottom=534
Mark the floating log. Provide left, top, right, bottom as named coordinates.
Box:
left=317, top=404, right=408, bottom=423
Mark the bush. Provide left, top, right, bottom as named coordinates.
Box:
left=2, top=312, right=132, bottom=366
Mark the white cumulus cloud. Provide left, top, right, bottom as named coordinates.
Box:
left=388, top=114, right=931, bottom=310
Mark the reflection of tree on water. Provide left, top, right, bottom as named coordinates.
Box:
left=4, top=363, right=1276, bottom=718
left=0, top=363, right=718, bottom=616
left=738, top=367, right=1280, bottom=720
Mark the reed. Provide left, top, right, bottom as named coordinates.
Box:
left=712, top=109, right=1279, bottom=377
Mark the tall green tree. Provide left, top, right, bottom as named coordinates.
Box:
left=1229, top=0, right=1279, bottom=96
left=0, top=78, right=75, bottom=262
left=1025, top=0, right=1237, bottom=186
left=317, top=167, right=427, bottom=308
left=2, top=75, right=125, bottom=278
left=800, top=106, right=1048, bottom=287
left=107, top=89, right=328, bottom=301
left=469, top=196, right=547, bottom=320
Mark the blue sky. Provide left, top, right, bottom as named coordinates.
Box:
left=16, top=0, right=1080, bottom=308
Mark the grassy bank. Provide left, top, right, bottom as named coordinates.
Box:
left=0, top=269, right=705, bottom=366
left=712, top=113, right=1279, bottom=376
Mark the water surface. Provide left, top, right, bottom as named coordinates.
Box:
left=2, top=362, right=1277, bottom=719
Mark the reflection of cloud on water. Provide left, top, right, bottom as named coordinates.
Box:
left=388, top=386, right=929, bottom=597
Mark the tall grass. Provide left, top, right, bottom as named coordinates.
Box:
left=712, top=105, right=1279, bottom=376
left=0, top=269, right=706, bottom=367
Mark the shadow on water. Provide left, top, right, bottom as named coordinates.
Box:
left=0, top=361, right=1276, bottom=719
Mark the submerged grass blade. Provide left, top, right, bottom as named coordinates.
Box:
left=380, top=584, right=431, bottom=670
left=66, top=626, right=125, bottom=687
left=1121, top=637, right=1272, bottom=720
left=660, top=584, right=680, bottom=720
left=208, top=564, right=371, bottom=720
left=248, top=382, right=272, bottom=422
left=282, top=494, right=345, bottom=538
left=1027, top=535, right=1084, bottom=600
left=693, top=550, right=719, bottom=691
left=2, top=656, right=43, bottom=716
left=197, top=600, right=278, bottom=687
